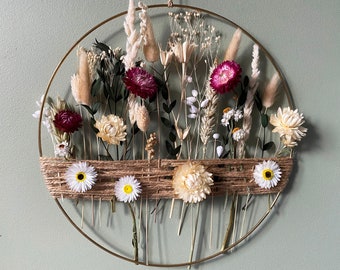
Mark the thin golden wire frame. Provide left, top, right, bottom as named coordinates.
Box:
left=38, top=4, right=292, bottom=267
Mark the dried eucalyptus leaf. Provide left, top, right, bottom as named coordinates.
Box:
left=263, top=141, right=275, bottom=151
left=161, top=117, right=172, bottom=128
left=261, top=113, right=269, bottom=128
left=169, top=131, right=176, bottom=142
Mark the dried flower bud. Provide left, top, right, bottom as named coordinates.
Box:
left=159, top=47, right=174, bottom=66
left=145, top=132, right=158, bottom=159
left=136, top=105, right=150, bottom=132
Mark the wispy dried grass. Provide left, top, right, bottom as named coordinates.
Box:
left=223, top=28, right=242, bottom=61
left=262, top=72, right=281, bottom=109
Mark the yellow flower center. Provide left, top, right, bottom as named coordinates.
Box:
left=76, top=172, right=86, bottom=182
left=123, top=184, right=133, bottom=194
left=232, top=127, right=240, bottom=134
left=262, top=169, right=274, bottom=181
left=223, top=107, right=232, bottom=113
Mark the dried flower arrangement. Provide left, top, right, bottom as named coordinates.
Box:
left=35, top=1, right=307, bottom=266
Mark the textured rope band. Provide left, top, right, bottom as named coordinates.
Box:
left=40, top=157, right=293, bottom=200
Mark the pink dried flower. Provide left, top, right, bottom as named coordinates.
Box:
left=123, top=67, right=157, bottom=99
left=210, top=61, right=242, bottom=94
left=53, top=110, right=82, bottom=133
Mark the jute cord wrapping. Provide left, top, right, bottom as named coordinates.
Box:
left=40, top=157, right=293, bottom=200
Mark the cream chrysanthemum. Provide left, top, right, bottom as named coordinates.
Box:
left=114, top=176, right=142, bottom=203
left=94, top=114, right=127, bottom=145
left=172, top=162, right=213, bottom=203
left=253, top=160, right=281, bottom=189
left=270, top=107, right=307, bottom=147
left=65, top=162, right=97, bottom=192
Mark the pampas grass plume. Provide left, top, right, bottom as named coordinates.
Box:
left=262, top=72, right=281, bottom=109
left=71, top=47, right=91, bottom=106
left=139, top=2, right=160, bottom=62
left=223, top=28, right=242, bottom=61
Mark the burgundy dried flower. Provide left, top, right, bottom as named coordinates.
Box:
left=53, top=110, right=82, bottom=133
left=210, top=61, right=242, bottom=94
left=123, top=67, right=158, bottom=99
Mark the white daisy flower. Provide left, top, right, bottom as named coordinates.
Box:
left=253, top=160, right=282, bottom=189
left=114, top=176, right=142, bottom=203
left=65, top=162, right=97, bottom=192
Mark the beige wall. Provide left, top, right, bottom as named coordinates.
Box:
left=1, top=0, right=339, bottom=269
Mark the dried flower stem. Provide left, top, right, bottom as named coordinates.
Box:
left=209, top=196, right=214, bottom=249
left=177, top=202, right=187, bottom=235
left=220, top=194, right=236, bottom=251
left=239, top=191, right=250, bottom=238
left=128, top=202, right=139, bottom=264
left=188, top=203, right=200, bottom=269
left=145, top=198, right=149, bottom=265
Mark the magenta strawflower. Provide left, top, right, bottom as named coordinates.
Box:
left=123, top=67, right=158, bottom=99
left=53, top=110, right=82, bottom=133
left=210, top=61, right=242, bottom=94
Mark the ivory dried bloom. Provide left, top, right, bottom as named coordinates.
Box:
left=270, top=107, right=307, bottom=147
left=95, top=114, right=127, bottom=145
left=172, top=162, right=213, bottom=203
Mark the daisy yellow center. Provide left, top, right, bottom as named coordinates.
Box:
left=76, top=172, right=86, bottom=182
left=123, top=184, right=133, bottom=194
left=232, top=127, right=240, bottom=133
left=262, top=169, right=274, bottom=181
left=223, top=107, right=231, bottom=113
